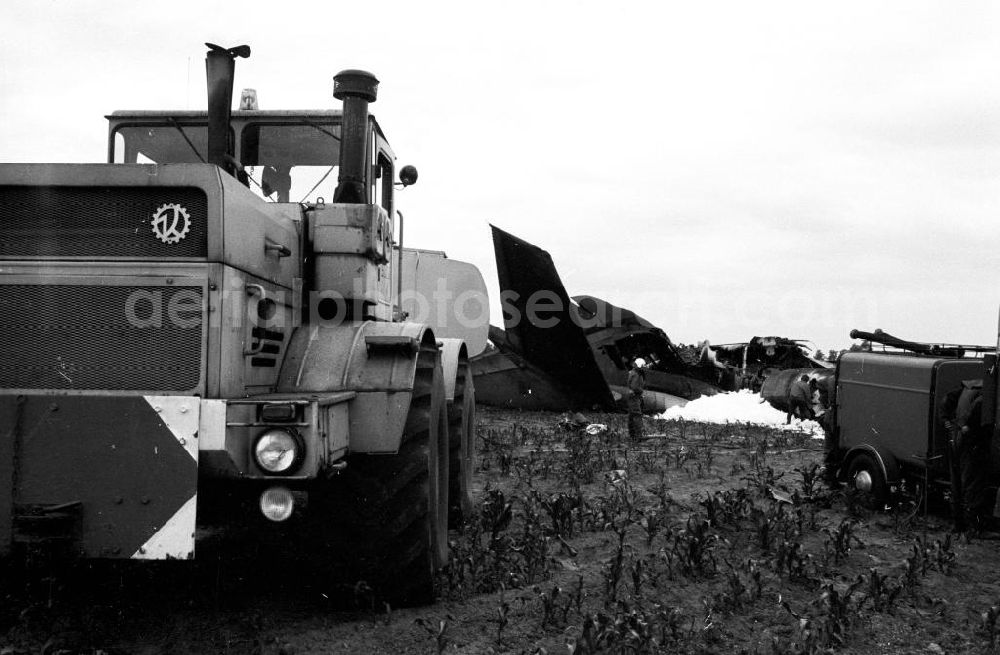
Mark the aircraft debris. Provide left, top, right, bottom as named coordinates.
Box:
left=472, top=226, right=834, bottom=415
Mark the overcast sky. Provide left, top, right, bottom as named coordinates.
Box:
left=2, top=1, right=998, bottom=351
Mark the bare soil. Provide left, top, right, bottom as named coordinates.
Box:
left=3, top=407, right=1000, bottom=654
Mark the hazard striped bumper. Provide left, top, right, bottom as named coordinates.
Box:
left=0, top=395, right=199, bottom=559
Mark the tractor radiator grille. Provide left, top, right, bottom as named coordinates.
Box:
left=0, top=186, right=208, bottom=258
left=0, top=285, right=203, bottom=391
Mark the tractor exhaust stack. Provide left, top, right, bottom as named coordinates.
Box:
left=332, top=70, right=378, bottom=204
left=205, top=43, right=250, bottom=177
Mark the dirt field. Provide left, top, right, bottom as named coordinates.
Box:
left=3, top=407, right=1000, bottom=654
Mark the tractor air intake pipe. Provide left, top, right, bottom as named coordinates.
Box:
left=332, top=70, right=378, bottom=204
left=205, top=43, right=250, bottom=177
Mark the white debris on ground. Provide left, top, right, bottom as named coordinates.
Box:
left=660, top=390, right=825, bottom=439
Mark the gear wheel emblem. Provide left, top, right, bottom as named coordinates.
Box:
left=151, top=203, right=192, bottom=244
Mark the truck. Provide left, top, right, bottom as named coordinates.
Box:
left=831, top=329, right=994, bottom=508
left=0, top=43, right=488, bottom=605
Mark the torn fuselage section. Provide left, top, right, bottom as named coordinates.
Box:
left=572, top=295, right=735, bottom=410
left=709, top=336, right=831, bottom=392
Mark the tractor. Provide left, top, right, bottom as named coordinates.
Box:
left=0, top=43, right=488, bottom=604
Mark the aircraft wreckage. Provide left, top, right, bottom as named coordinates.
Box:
left=471, top=227, right=831, bottom=414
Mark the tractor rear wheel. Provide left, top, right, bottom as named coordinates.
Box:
left=447, top=357, right=476, bottom=527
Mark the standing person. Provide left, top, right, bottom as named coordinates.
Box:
left=940, top=379, right=997, bottom=535
left=787, top=374, right=813, bottom=424
left=811, top=376, right=839, bottom=486
left=627, top=358, right=646, bottom=441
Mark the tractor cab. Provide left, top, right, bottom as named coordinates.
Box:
left=107, top=109, right=396, bottom=212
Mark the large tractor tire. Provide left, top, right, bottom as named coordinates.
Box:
left=447, top=357, right=476, bottom=527
left=306, top=336, right=449, bottom=606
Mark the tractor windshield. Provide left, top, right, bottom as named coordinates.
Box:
left=111, top=118, right=343, bottom=203
left=113, top=122, right=211, bottom=165
left=239, top=122, right=342, bottom=203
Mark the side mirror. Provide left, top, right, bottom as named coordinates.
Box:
left=399, top=165, right=418, bottom=187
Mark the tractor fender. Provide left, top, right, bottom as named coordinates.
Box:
left=276, top=321, right=438, bottom=454
left=438, top=338, right=469, bottom=402
left=844, top=444, right=901, bottom=486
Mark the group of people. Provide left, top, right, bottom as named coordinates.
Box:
left=787, top=373, right=835, bottom=428
left=787, top=373, right=839, bottom=486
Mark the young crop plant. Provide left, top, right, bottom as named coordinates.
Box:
left=602, top=519, right=632, bottom=605
left=692, top=443, right=716, bottom=475
left=713, top=558, right=764, bottom=614
left=517, top=490, right=551, bottom=584
left=650, top=470, right=677, bottom=515
left=443, top=487, right=554, bottom=597
left=534, top=584, right=568, bottom=629
left=897, top=534, right=955, bottom=596
left=744, top=464, right=784, bottom=499
left=859, top=567, right=903, bottom=613
left=781, top=577, right=865, bottom=652
left=639, top=507, right=664, bottom=546
left=791, top=504, right=819, bottom=533
left=912, top=533, right=957, bottom=576
left=669, top=445, right=692, bottom=470
left=671, top=517, right=719, bottom=578
left=775, top=539, right=813, bottom=583
left=569, top=606, right=665, bottom=654
left=631, top=448, right=651, bottom=474
left=564, top=433, right=600, bottom=484
left=540, top=491, right=577, bottom=539
left=794, top=463, right=822, bottom=500
left=494, top=590, right=511, bottom=648
left=751, top=502, right=798, bottom=553
left=414, top=616, right=452, bottom=655
left=822, top=518, right=861, bottom=565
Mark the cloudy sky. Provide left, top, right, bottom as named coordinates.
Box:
left=2, top=1, right=998, bottom=351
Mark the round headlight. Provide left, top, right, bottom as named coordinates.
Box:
left=260, top=486, right=295, bottom=522
left=253, top=429, right=301, bottom=474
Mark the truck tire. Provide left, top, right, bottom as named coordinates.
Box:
left=447, top=358, right=475, bottom=527
left=309, top=338, right=449, bottom=606
left=847, top=453, right=888, bottom=508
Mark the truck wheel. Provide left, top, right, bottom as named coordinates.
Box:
left=318, top=337, right=448, bottom=606
left=447, top=358, right=475, bottom=527
left=847, top=453, right=888, bottom=508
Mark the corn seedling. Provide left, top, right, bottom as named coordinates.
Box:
left=859, top=567, right=902, bottom=613
left=822, top=518, right=860, bottom=565
left=414, top=616, right=452, bottom=655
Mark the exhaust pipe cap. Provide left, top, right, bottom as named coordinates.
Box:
left=334, top=69, right=379, bottom=103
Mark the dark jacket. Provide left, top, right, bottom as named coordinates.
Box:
left=941, top=379, right=988, bottom=441
left=627, top=368, right=645, bottom=396
left=789, top=379, right=811, bottom=404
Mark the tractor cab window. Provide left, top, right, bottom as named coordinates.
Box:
left=113, top=123, right=210, bottom=164
left=240, top=122, right=342, bottom=203
left=372, top=150, right=393, bottom=216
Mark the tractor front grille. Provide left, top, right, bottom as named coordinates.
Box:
left=0, top=186, right=208, bottom=258
left=0, top=284, right=203, bottom=391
